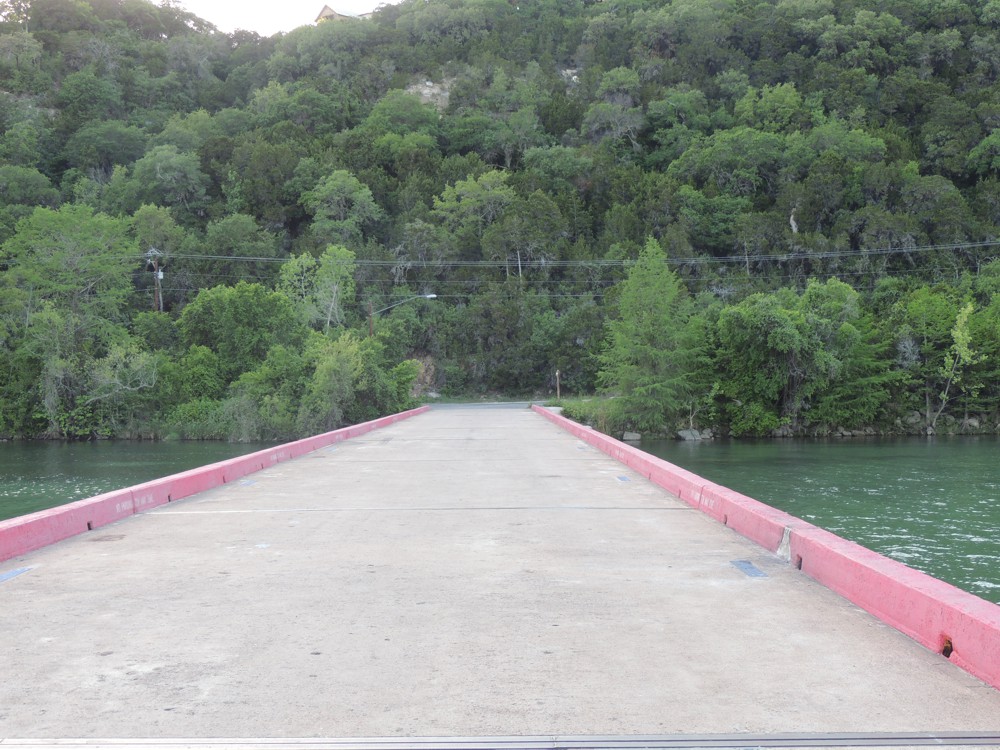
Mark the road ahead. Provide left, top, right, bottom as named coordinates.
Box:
left=1, top=406, right=999, bottom=742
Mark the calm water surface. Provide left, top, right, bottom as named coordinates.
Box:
left=0, top=441, right=274, bottom=522
left=641, top=436, right=1000, bottom=604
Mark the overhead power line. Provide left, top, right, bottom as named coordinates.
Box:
left=154, top=239, right=1000, bottom=268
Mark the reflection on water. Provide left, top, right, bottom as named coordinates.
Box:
left=0, top=441, right=275, bottom=522
left=640, top=436, right=1000, bottom=604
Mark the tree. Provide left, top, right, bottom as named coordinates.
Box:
left=967, top=130, right=1000, bottom=177
left=432, top=170, right=516, bottom=259
left=441, top=280, right=551, bottom=392
left=386, top=219, right=453, bottom=288
left=151, top=110, right=222, bottom=152
left=0, top=29, right=41, bottom=68
left=715, top=279, right=898, bottom=435
left=647, top=86, right=712, bottom=133
left=1, top=204, right=136, bottom=326
left=668, top=127, right=786, bottom=202
left=15, top=306, right=103, bottom=437
left=520, top=146, right=593, bottom=196
left=277, top=245, right=357, bottom=332
left=83, top=339, right=160, bottom=436
left=965, top=280, right=1000, bottom=414
left=797, top=279, right=898, bottom=428
left=482, top=191, right=566, bottom=278
left=597, top=238, right=702, bottom=433
left=198, top=213, right=280, bottom=285
left=0, top=205, right=136, bottom=436
left=63, top=121, right=147, bottom=178
left=715, top=290, right=803, bottom=436
left=295, top=331, right=360, bottom=435
left=0, top=0, right=30, bottom=29
left=131, top=204, right=186, bottom=258
left=159, top=345, right=225, bottom=405
left=0, top=166, right=59, bottom=241
left=734, top=83, right=810, bottom=133
left=131, top=204, right=188, bottom=311
left=581, top=102, right=645, bottom=150
left=0, top=119, right=48, bottom=167
left=931, top=301, right=979, bottom=428
left=226, top=344, right=309, bottom=441
left=343, top=337, right=419, bottom=425
left=581, top=67, right=645, bottom=150
left=889, top=285, right=962, bottom=428
left=673, top=185, right=750, bottom=254
left=301, top=170, right=383, bottom=247
left=54, top=68, right=122, bottom=133
left=177, top=281, right=306, bottom=382
left=363, top=89, right=440, bottom=136
left=128, top=145, right=210, bottom=224
left=224, top=136, right=300, bottom=228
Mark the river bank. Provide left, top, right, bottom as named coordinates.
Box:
left=557, top=398, right=1000, bottom=441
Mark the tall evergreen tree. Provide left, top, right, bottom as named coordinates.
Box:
left=598, top=238, right=702, bottom=432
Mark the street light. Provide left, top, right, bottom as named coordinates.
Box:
left=368, top=293, right=437, bottom=337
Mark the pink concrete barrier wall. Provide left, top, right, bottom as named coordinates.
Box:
left=0, top=405, right=429, bottom=565
left=531, top=404, right=1000, bottom=691
left=0, top=488, right=135, bottom=560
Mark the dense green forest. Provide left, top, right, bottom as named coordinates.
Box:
left=2, top=0, right=1000, bottom=440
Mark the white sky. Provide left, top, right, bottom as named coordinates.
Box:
left=177, top=0, right=397, bottom=37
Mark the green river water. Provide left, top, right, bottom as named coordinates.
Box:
left=640, top=435, right=1000, bottom=604
left=0, top=441, right=273, bottom=522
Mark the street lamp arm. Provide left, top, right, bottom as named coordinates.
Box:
left=368, top=294, right=437, bottom=337
left=371, top=294, right=437, bottom=316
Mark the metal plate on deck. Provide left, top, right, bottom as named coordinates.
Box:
left=731, top=559, right=768, bottom=578
left=0, top=566, right=32, bottom=584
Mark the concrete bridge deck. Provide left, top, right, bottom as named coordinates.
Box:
left=1, top=405, right=999, bottom=745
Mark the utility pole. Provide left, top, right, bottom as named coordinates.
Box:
left=146, top=248, right=164, bottom=312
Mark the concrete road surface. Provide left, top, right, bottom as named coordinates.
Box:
left=1, top=405, right=999, bottom=742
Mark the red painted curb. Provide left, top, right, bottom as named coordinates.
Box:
left=0, top=405, right=430, bottom=565
left=0, top=488, right=135, bottom=559
left=531, top=406, right=797, bottom=552
left=789, top=525, right=1000, bottom=689
left=531, top=405, right=1000, bottom=691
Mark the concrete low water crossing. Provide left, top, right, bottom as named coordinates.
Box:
left=639, top=435, right=1000, bottom=603
left=1, top=405, right=999, bottom=746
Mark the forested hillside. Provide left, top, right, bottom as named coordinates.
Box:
left=2, top=0, right=1000, bottom=440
